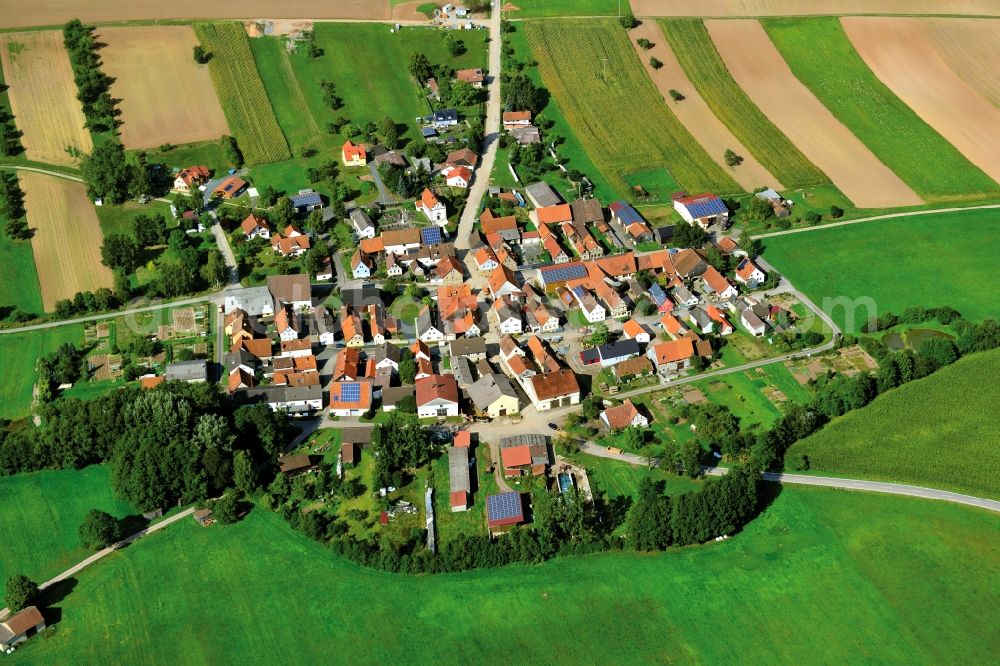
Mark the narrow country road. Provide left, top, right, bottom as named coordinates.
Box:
left=0, top=295, right=217, bottom=335
left=454, top=6, right=502, bottom=251
left=578, top=443, right=1000, bottom=513
left=0, top=507, right=195, bottom=621
left=753, top=202, right=1000, bottom=239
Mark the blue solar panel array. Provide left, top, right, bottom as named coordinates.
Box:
left=421, top=226, right=442, bottom=245
left=681, top=196, right=727, bottom=219
left=487, top=492, right=522, bottom=522
left=339, top=382, right=361, bottom=402
left=572, top=285, right=588, bottom=299
left=610, top=200, right=644, bottom=225
left=540, top=262, right=588, bottom=285
left=290, top=191, right=323, bottom=208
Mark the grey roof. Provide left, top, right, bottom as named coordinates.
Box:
left=350, top=208, right=374, bottom=232
left=340, top=427, right=373, bottom=445
left=312, top=306, right=335, bottom=335
left=341, top=285, right=382, bottom=308
left=165, top=360, right=207, bottom=382
left=432, top=108, right=458, bottom=122
left=690, top=307, right=712, bottom=329
left=224, top=286, right=273, bottom=318
left=499, top=433, right=547, bottom=449
left=226, top=350, right=255, bottom=373
left=597, top=339, right=640, bottom=361
left=525, top=181, right=561, bottom=208
left=452, top=356, right=475, bottom=388
left=448, top=446, right=470, bottom=494
left=449, top=336, right=487, bottom=358
left=756, top=188, right=781, bottom=202
left=467, top=373, right=518, bottom=410
left=372, top=342, right=402, bottom=365
left=673, top=285, right=696, bottom=303
left=290, top=189, right=323, bottom=208
left=416, top=306, right=435, bottom=334
left=382, top=384, right=415, bottom=406
left=240, top=384, right=321, bottom=409
left=741, top=308, right=766, bottom=330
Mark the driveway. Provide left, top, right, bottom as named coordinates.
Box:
left=368, top=162, right=399, bottom=205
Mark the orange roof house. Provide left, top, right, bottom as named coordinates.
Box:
left=342, top=139, right=367, bottom=166
left=174, top=165, right=210, bottom=189
left=648, top=338, right=695, bottom=366
left=536, top=204, right=572, bottom=225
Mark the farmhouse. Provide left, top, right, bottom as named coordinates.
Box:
left=269, top=274, right=312, bottom=311
left=448, top=445, right=471, bottom=511
left=600, top=399, right=649, bottom=431
left=467, top=373, right=520, bottom=418
left=241, top=213, right=271, bottom=240
left=173, top=165, right=210, bottom=192
left=609, top=201, right=653, bottom=243
left=416, top=374, right=460, bottom=418
left=673, top=193, right=729, bottom=229
left=524, top=369, right=580, bottom=410
left=342, top=139, right=368, bottom=166
left=0, top=606, right=46, bottom=650
left=735, top=258, right=766, bottom=288
left=456, top=67, right=484, bottom=87
left=417, top=188, right=448, bottom=225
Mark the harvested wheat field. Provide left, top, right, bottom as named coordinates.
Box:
left=0, top=0, right=390, bottom=29
left=631, top=0, right=1000, bottom=17
left=706, top=20, right=921, bottom=208
left=920, top=19, right=1000, bottom=110
left=843, top=17, right=1000, bottom=188
left=97, top=27, right=229, bottom=149
left=0, top=31, right=92, bottom=166
left=629, top=22, right=782, bottom=191
left=20, top=172, right=113, bottom=311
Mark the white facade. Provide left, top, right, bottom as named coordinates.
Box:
left=418, top=399, right=459, bottom=418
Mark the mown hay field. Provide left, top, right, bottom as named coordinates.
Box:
left=13, top=489, right=1000, bottom=663
left=523, top=19, right=740, bottom=197
left=762, top=208, right=1000, bottom=333
left=0, top=31, right=92, bottom=166
left=764, top=17, right=999, bottom=203
left=0, top=466, right=134, bottom=585
left=21, top=172, right=113, bottom=311
left=788, top=348, right=1000, bottom=500
left=194, top=23, right=290, bottom=165
left=659, top=18, right=826, bottom=189
left=98, top=26, right=229, bottom=150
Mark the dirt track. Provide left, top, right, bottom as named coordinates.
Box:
left=631, top=0, right=1000, bottom=17
left=843, top=17, right=1000, bottom=188
left=0, top=0, right=390, bottom=29
left=921, top=18, right=1000, bottom=109
left=628, top=22, right=781, bottom=192
left=706, top=19, right=921, bottom=208
left=20, top=172, right=113, bottom=311
left=0, top=31, right=92, bottom=166
left=98, top=26, right=229, bottom=149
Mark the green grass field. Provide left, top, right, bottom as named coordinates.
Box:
left=788, top=348, right=1000, bottom=499
left=0, top=324, right=83, bottom=420
left=763, top=17, right=999, bottom=203
left=0, top=230, right=42, bottom=317
left=762, top=209, right=1000, bottom=333
left=193, top=23, right=290, bottom=165
left=659, top=18, right=828, bottom=189
left=510, top=0, right=625, bottom=18
left=0, top=466, right=134, bottom=586
left=13, top=486, right=1000, bottom=663
left=690, top=362, right=813, bottom=430
left=523, top=19, right=740, bottom=197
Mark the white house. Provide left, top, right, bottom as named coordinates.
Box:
left=741, top=308, right=767, bottom=337
left=351, top=250, right=372, bottom=280
left=241, top=213, right=271, bottom=240
left=350, top=209, right=376, bottom=239
left=416, top=374, right=460, bottom=418
left=702, top=266, right=738, bottom=300
left=315, top=256, right=334, bottom=282
left=416, top=306, right=446, bottom=345
left=735, top=258, right=767, bottom=288
left=492, top=297, right=523, bottom=335
left=442, top=165, right=471, bottom=188
left=673, top=193, right=730, bottom=229
left=572, top=286, right=606, bottom=323
left=274, top=308, right=299, bottom=342
left=524, top=369, right=580, bottom=411
left=417, top=188, right=448, bottom=225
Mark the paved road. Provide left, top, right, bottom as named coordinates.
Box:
left=0, top=507, right=195, bottom=620
left=753, top=202, right=1000, bottom=240
left=368, top=162, right=398, bottom=206
left=578, top=443, right=1000, bottom=513
left=0, top=295, right=217, bottom=335
left=454, top=7, right=502, bottom=251
left=210, top=223, right=240, bottom=287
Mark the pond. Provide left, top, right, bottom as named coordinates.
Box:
left=882, top=331, right=905, bottom=350
left=905, top=328, right=955, bottom=351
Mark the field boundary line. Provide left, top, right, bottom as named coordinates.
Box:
left=754, top=202, right=1000, bottom=239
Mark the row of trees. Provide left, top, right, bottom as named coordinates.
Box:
left=0, top=171, right=28, bottom=240
left=62, top=20, right=117, bottom=133
left=0, top=102, right=21, bottom=158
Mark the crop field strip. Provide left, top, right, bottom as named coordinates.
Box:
left=523, top=19, right=740, bottom=198
left=788, top=348, right=1000, bottom=500
left=658, top=19, right=826, bottom=190
left=194, top=22, right=290, bottom=166
left=842, top=17, right=1000, bottom=189
left=629, top=0, right=1000, bottom=17
left=762, top=208, right=1000, bottom=333
left=762, top=17, right=999, bottom=203
left=627, top=21, right=782, bottom=192
left=704, top=19, right=922, bottom=208
left=921, top=19, right=1000, bottom=109
left=21, top=171, right=114, bottom=311
left=97, top=26, right=230, bottom=150
left=0, top=31, right=93, bottom=166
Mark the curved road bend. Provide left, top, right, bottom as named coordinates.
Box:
left=579, top=443, right=1000, bottom=513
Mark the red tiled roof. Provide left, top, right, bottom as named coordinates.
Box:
left=416, top=374, right=459, bottom=406
left=702, top=266, right=732, bottom=294
left=420, top=188, right=441, bottom=210
left=650, top=338, right=694, bottom=364
left=536, top=204, right=572, bottom=225
left=501, top=445, right=532, bottom=468
left=603, top=399, right=642, bottom=430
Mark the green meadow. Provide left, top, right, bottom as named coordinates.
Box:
left=0, top=466, right=133, bottom=586
left=763, top=17, right=999, bottom=202
left=0, top=324, right=83, bottom=420
left=12, top=486, right=1000, bottom=663
left=788, top=348, right=1000, bottom=499
left=0, top=230, right=42, bottom=317
left=762, top=209, right=1000, bottom=332
left=509, top=0, right=625, bottom=18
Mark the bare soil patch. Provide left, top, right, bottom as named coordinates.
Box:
left=843, top=17, right=1000, bottom=188
left=97, top=26, right=229, bottom=150
left=20, top=172, right=113, bottom=311
left=706, top=19, right=921, bottom=208
left=0, top=31, right=92, bottom=166
left=392, top=1, right=433, bottom=21
left=631, top=0, right=1000, bottom=17
left=629, top=21, right=781, bottom=192
left=0, top=1, right=390, bottom=29
left=921, top=19, right=1000, bottom=109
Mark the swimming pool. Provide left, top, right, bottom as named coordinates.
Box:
left=558, top=472, right=574, bottom=493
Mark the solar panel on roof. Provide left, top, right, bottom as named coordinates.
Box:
left=684, top=197, right=727, bottom=218
left=540, top=263, right=588, bottom=284
left=421, top=227, right=442, bottom=245
left=340, top=382, right=361, bottom=402
left=572, top=285, right=587, bottom=298
left=487, top=492, right=522, bottom=521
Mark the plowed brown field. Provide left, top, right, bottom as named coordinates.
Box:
left=20, top=172, right=113, bottom=311
left=706, top=19, right=921, bottom=208
left=0, top=31, right=92, bottom=166
left=631, top=0, right=1000, bottom=17
left=628, top=21, right=781, bottom=191
left=921, top=18, right=1000, bottom=109
left=97, top=26, right=229, bottom=149
left=843, top=17, right=1000, bottom=188
left=0, top=0, right=389, bottom=29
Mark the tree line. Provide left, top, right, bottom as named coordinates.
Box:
left=62, top=20, right=118, bottom=134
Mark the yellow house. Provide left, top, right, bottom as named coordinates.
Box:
left=341, top=139, right=367, bottom=166
left=468, top=373, right=520, bottom=418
